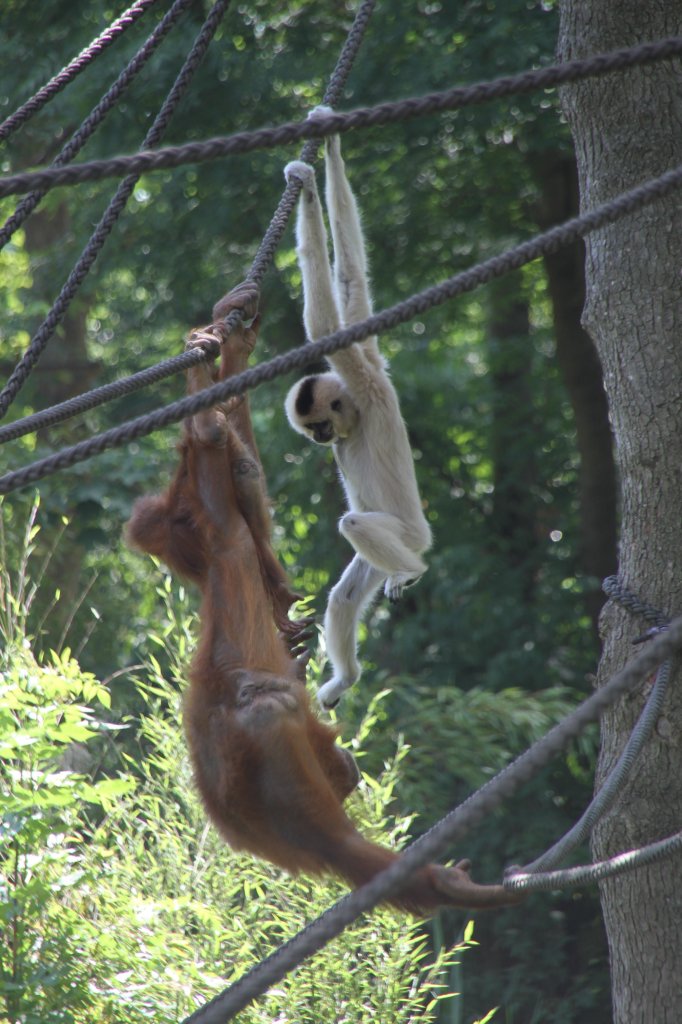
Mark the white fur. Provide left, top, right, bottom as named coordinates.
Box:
left=284, top=112, right=432, bottom=709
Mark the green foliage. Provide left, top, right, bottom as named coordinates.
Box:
left=0, top=546, right=478, bottom=1024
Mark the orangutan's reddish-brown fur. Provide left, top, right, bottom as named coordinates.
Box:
left=126, top=283, right=519, bottom=914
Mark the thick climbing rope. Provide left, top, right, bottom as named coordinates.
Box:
left=180, top=619, right=682, bottom=1024
left=504, top=580, right=674, bottom=891
left=0, top=0, right=160, bottom=143
left=504, top=830, right=682, bottom=893
left=1, top=35, right=681, bottom=198
left=519, top=662, right=670, bottom=876
left=0, top=0, right=197, bottom=251
left=0, top=31, right=677, bottom=443
left=0, top=0, right=376, bottom=438
left=0, top=0, right=232, bottom=422
left=2, top=154, right=682, bottom=488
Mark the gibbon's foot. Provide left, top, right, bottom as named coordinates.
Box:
left=430, top=860, right=525, bottom=910
left=384, top=571, right=423, bottom=603
left=317, top=675, right=355, bottom=710
left=284, top=160, right=316, bottom=189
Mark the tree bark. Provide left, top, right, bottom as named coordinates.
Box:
left=558, top=4, right=682, bottom=1022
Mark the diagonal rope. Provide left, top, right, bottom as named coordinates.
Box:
left=0, top=35, right=681, bottom=198
left=512, top=580, right=672, bottom=877
left=501, top=577, right=671, bottom=888
left=0, top=0, right=375, bottom=445
left=0, top=0, right=232, bottom=422
left=0, top=0, right=161, bottom=143
left=2, top=155, right=682, bottom=490
left=519, top=661, right=671, bottom=875
left=179, top=619, right=682, bottom=1024
left=0, top=0, right=196, bottom=251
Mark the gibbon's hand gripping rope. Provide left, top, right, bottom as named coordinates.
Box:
left=0, top=35, right=681, bottom=198
left=179, top=618, right=682, bottom=1024
left=0, top=0, right=232, bottom=422
left=0, top=0, right=160, bottom=142
left=2, top=154, right=682, bottom=492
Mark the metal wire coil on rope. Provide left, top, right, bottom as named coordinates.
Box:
left=1, top=35, right=681, bottom=199
left=0, top=0, right=161, bottom=143
left=2, top=154, right=682, bottom=491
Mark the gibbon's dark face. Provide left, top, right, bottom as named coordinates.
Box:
left=285, top=373, right=359, bottom=446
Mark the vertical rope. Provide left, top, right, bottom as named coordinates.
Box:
left=0, top=0, right=232, bottom=421
left=246, top=0, right=377, bottom=287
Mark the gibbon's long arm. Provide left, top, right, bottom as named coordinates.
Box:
left=126, top=283, right=518, bottom=914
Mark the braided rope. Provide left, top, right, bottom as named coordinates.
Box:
left=602, top=574, right=670, bottom=628
left=2, top=155, right=682, bottom=490
left=0, top=0, right=232, bottom=421
left=518, top=661, right=670, bottom=874
left=1, top=35, right=681, bottom=199
left=0, top=0, right=376, bottom=441
left=509, top=579, right=672, bottom=879
left=0, top=0, right=196, bottom=251
left=179, top=618, right=682, bottom=1024
left=0, top=0, right=160, bottom=143
left=503, top=830, right=682, bottom=893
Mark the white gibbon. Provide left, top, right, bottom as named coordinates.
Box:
left=284, top=108, right=432, bottom=710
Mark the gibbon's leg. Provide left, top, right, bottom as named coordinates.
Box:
left=319, top=554, right=385, bottom=709
left=283, top=160, right=340, bottom=341
left=339, top=511, right=427, bottom=602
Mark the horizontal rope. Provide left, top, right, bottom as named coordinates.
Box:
left=0, top=0, right=160, bottom=142
left=181, top=617, right=682, bottom=1024
left=1, top=36, right=681, bottom=198
left=0, top=0, right=196, bottom=251
left=504, top=830, right=682, bottom=893
left=0, top=348, right=209, bottom=444
left=2, top=154, right=682, bottom=490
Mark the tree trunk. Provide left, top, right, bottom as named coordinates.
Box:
left=558, top=4, right=682, bottom=1022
